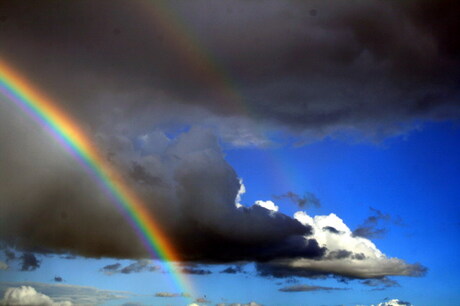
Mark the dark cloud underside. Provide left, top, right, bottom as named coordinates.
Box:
left=0, top=0, right=459, bottom=137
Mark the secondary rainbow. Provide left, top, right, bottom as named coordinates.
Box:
left=0, top=58, right=194, bottom=297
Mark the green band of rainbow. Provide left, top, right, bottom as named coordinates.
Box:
left=0, top=59, right=194, bottom=297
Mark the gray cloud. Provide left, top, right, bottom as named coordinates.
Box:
left=273, top=191, right=321, bottom=209
left=4, top=249, right=15, bottom=262
left=0, top=0, right=459, bottom=142
left=120, top=260, right=159, bottom=274
left=220, top=265, right=244, bottom=274
left=99, top=260, right=158, bottom=275
left=353, top=207, right=401, bottom=239
left=278, top=284, right=348, bottom=292
left=181, top=267, right=212, bottom=275
left=0, top=113, right=312, bottom=262
left=322, top=226, right=341, bottom=234
left=361, top=277, right=400, bottom=290
left=256, top=259, right=426, bottom=280
left=19, top=253, right=40, bottom=271
left=154, top=292, right=190, bottom=298
left=100, top=263, right=121, bottom=275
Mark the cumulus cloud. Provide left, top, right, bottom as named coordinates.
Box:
left=0, top=282, right=132, bottom=305
left=0, top=286, right=72, bottom=306
left=254, top=200, right=279, bottom=212
left=257, top=211, right=426, bottom=279
left=375, top=299, right=412, bottom=306
left=278, top=284, right=347, bottom=292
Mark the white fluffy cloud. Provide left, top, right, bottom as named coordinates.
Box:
left=1, top=286, right=72, bottom=306
left=374, top=299, right=411, bottom=306
left=257, top=209, right=425, bottom=279
left=255, top=200, right=279, bottom=212
left=281, top=211, right=424, bottom=278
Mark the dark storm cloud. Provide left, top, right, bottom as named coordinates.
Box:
left=0, top=0, right=435, bottom=281
left=278, top=284, right=347, bottom=292
left=273, top=191, right=321, bottom=208
left=19, top=253, right=40, bottom=271
left=0, top=110, right=312, bottom=263
left=128, top=162, right=163, bottom=187
left=0, top=0, right=459, bottom=140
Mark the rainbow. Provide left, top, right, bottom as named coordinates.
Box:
left=140, top=0, right=248, bottom=116
left=0, top=59, right=194, bottom=297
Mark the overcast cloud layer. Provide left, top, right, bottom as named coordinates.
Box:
left=0, top=0, right=447, bottom=281
left=1, top=0, right=459, bottom=141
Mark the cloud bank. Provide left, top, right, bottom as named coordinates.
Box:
left=1, top=286, right=72, bottom=306
left=0, top=0, right=435, bottom=282
left=0, top=282, right=131, bottom=305
left=0, top=0, right=459, bottom=143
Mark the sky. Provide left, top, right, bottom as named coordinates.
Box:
left=0, top=0, right=459, bottom=305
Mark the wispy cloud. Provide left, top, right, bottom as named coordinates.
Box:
left=274, top=191, right=321, bottom=209
left=278, top=284, right=348, bottom=292
left=100, top=260, right=158, bottom=275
